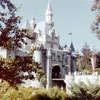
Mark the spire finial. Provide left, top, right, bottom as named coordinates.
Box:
left=45, top=0, right=53, bottom=16
left=47, top=0, right=52, bottom=11
left=45, top=0, right=53, bottom=24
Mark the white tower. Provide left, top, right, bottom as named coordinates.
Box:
left=45, top=0, right=53, bottom=25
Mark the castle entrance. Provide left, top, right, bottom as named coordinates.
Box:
left=52, top=65, right=61, bottom=78
left=52, top=65, right=66, bottom=90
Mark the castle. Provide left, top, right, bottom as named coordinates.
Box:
left=0, top=0, right=77, bottom=88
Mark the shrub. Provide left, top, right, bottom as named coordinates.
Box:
left=69, top=81, right=100, bottom=100
left=47, top=86, right=71, bottom=100
left=1, top=81, right=100, bottom=100
left=29, top=86, right=71, bottom=100
left=0, top=81, right=37, bottom=100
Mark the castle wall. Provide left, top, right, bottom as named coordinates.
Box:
left=21, top=72, right=42, bottom=88
left=34, top=50, right=42, bottom=67
left=23, top=38, right=31, bottom=51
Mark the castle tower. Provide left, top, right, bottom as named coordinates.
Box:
left=44, top=0, right=59, bottom=49
left=45, top=0, right=53, bottom=26
left=70, top=42, right=77, bottom=73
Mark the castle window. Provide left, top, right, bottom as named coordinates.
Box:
left=52, top=33, right=54, bottom=40
left=51, top=44, right=53, bottom=48
left=58, top=55, right=61, bottom=61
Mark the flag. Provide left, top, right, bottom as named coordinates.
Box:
left=68, top=33, right=72, bottom=35
left=91, top=56, right=96, bottom=73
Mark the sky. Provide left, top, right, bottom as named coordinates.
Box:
left=12, top=0, right=100, bottom=53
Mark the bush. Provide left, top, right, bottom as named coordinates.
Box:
left=0, top=81, right=37, bottom=100
left=47, top=86, right=71, bottom=100
left=0, top=81, right=71, bottom=100
left=1, top=81, right=100, bottom=100
left=69, top=81, right=100, bottom=100
left=30, top=86, right=71, bottom=100
left=30, top=90, right=50, bottom=100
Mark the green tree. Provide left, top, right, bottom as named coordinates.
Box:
left=95, top=51, right=100, bottom=67
left=0, top=0, right=45, bottom=86
left=91, top=0, right=100, bottom=38
left=0, top=0, right=27, bottom=49
left=81, top=42, right=92, bottom=73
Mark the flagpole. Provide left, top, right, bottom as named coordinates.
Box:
left=91, top=41, right=96, bottom=74
left=68, top=33, right=72, bottom=43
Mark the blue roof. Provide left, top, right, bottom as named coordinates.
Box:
left=70, top=42, right=75, bottom=52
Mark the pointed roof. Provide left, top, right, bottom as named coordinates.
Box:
left=30, top=17, right=35, bottom=29
left=47, top=0, right=52, bottom=11
left=64, top=44, right=68, bottom=48
left=70, top=42, right=75, bottom=52
left=22, top=20, right=31, bottom=29
left=30, top=17, right=35, bottom=25
left=45, top=0, right=53, bottom=16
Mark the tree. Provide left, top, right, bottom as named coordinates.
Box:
left=91, top=0, right=100, bottom=39
left=0, top=0, right=25, bottom=49
left=80, top=43, right=92, bottom=72
left=95, top=51, right=100, bottom=67
left=0, top=0, right=45, bottom=86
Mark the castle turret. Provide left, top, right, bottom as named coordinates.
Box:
left=30, top=17, right=35, bottom=30
left=70, top=42, right=77, bottom=73
left=70, top=42, right=75, bottom=52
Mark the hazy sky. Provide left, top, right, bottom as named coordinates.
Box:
left=12, top=0, right=100, bottom=52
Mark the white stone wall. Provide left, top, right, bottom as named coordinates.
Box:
left=53, top=44, right=59, bottom=49
left=34, top=50, right=42, bottom=67
left=21, top=79, right=42, bottom=88
left=23, top=38, right=31, bottom=51
left=20, top=72, right=42, bottom=88
left=74, top=75, right=99, bottom=84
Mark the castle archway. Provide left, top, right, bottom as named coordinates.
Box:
left=52, top=65, right=66, bottom=90
left=52, top=65, right=61, bottom=78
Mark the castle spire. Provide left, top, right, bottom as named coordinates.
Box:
left=70, top=42, right=75, bottom=52
left=45, top=0, right=53, bottom=25
left=45, top=0, right=53, bottom=16
left=47, top=0, right=52, bottom=11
